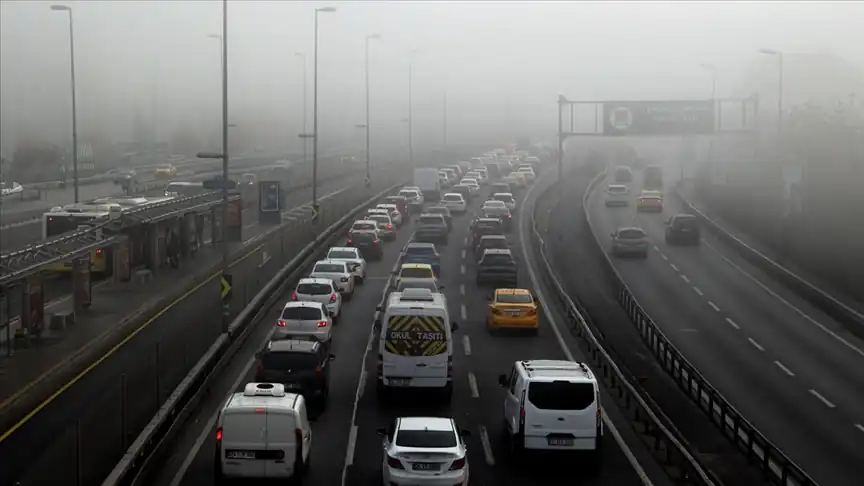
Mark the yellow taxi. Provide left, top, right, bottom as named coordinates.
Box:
left=637, top=190, right=663, bottom=212
left=486, top=288, right=539, bottom=334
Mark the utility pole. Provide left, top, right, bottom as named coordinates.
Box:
left=50, top=4, right=80, bottom=202
left=220, top=0, right=229, bottom=265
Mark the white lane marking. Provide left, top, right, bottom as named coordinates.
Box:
left=169, top=326, right=277, bottom=486
left=693, top=286, right=704, bottom=296
left=462, top=335, right=472, bottom=356
left=660, top=253, right=668, bottom=261
left=725, top=317, right=740, bottom=329
left=460, top=264, right=465, bottom=275
left=460, top=304, right=467, bottom=321
left=703, top=241, right=864, bottom=358
left=459, top=284, right=465, bottom=296
left=653, top=245, right=660, bottom=252
left=747, top=338, right=765, bottom=352
left=707, top=301, right=720, bottom=312
left=680, top=274, right=690, bottom=284
left=461, top=249, right=466, bottom=260
left=468, top=372, right=480, bottom=398
left=854, top=423, right=864, bottom=434
left=522, top=178, right=654, bottom=485
left=809, top=389, right=836, bottom=408
left=774, top=360, right=795, bottom=377
left=670, top=263, right=679, bottom=272
left=463, top=237, right=468, bottom=246
left=478, top=425, right=496, bottom=466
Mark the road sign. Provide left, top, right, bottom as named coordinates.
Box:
left=602, top=100, right=715, bottom=136
left=221, top=274, right=232, bottom=300
left=259, top=181, right=281, bottom=212
left=311, top=203, right=319, bottom=221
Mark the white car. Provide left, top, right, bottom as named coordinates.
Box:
left=276, top=301, right=333, bottom=343
left=379, top=416, right=470, bottom=486
left=310, top=260, right=356, bottom=299
left=350, top=219, right=381, bottom=237
left=473, top=168, right=489, bottom=185
left=503, top=172, right=526, bottom=188
left=368, top=213, right=396, bottom=240
left=482, top=199, right=507, bottom=212
left=292, top=277, right=343, bottom=321
left=398, top=188, right=424, bottom=206
left=441, top=193, right=467, bottom=214
left=459, top=178, right=480, bottom=193
left=377, top=204, right=404, bottom=226
left=491, top=192, right=516, bottom=212
left=516, top=166, right=536, bottom=183
left=326, top=247, right=367, bottom=284
left=465, top=171, right=487, bottom=186
left=1, top=181, right=23, bottom=197
left=605, top=184, right=630, bottom=207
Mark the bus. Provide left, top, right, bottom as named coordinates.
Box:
left=164, top=181, right=208, bottom=197
left=42, top=203, right=123, bottom=273
left=92, top=195, right=175, bottom=210
left=643, top=165, right=664, bottom=190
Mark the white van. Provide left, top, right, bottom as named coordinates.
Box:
left=376, top=289, right=459, bottom=401
left=498, top=360, right=602, bottom=461
left=215, top=383, right=312, bottom=483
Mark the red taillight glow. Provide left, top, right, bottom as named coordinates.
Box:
left=277, top=319, right=288, bottom=327
left=316, top=320, right=328, bottom=328
left=291, top=291, right=298, bottom=301
left=386, top=224, right=393, bottom=230
left=449, top=458, right=466, bottom=470
left=347, top=239, right=353, bottom=245
left=330, top=293, right=337, bottom=303
left=254, top=408, right=265, bottom=413
left=96, top=249, right=103, bottom=254
left=386, top=455, right=404, bottom=469
left=215, top=427, right=223, bottom=441
left=314, top=366, right=324, bottom=378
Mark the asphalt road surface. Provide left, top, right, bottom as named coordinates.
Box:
left=582, top=173, right=864, bottom=486
left=153, top=181, right=649, bottom=486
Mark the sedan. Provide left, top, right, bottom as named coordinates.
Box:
left=459, top=178, right=480, bottom=194
left=441, top=193, right=467, bottom=214
left=326, top=246, right=367, bottom=284
left=491, top=192, right=516, bottom=213
left=379, top=417, right=470, bottom=486
left=310, top=260, right=356, bottom=299
left=611, top=226, right=649, bottom=258
left=377, top=204, right=404, bottom=226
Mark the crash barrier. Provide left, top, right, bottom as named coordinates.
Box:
left=527, top=175, right=717, bottom=485
left=580, top=171, right=817, bottom=486
left=672, top=188, right=864, bottom=341
left=101, top=180, right=408, bottom=486
left=0, top=172, right=408, bottom=486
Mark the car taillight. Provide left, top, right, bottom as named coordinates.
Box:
left=386, top=455, right=404, bottom=469
left=291, top=291, right=298, bottom=301
left=277, top=319, right=288, bottom=327
left=316, top=320, right=328, bottom=328
left=386, top=224, right=393, bottom=230
left=347, top=239, right=353, bottom=245
left=449, top=457, right=466, bottom=470
left=216, top=427, right=223, bottom=441
left=314, top=365, right=324, bottom=378
left=96, top=249, right=103, bottom=255
left=330, top=293, right=338, bottom=303
left=491, top=307, right=502, bottom=315
left=505, top=214, right=511, bottom=219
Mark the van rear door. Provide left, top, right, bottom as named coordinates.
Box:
left=221, top=410, right=266, bottom=477
left=523, top=380, right=598, bottom=450
left=383, top=312, right=449, bottom=387
left=264, top=410, right=298, bottom=478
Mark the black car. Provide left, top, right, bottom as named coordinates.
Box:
left=347, top=230, right=384, bottom=260
left=255, top=339, right=335, bottom=407
left=482, top=207, right=512, bottom=232
left=476, top=249, right=518, bottom=287
left=414, top=213, right=449, bottom=245
left=426, top=205, right=453, bottom=231
left=474, top=234, right=509, bottom=262
left=470, top=217, right=504, bottom=251
left=665, top=214, right=701, bottom=245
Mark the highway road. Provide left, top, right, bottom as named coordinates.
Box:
left=152, top=178, right=652, bottom=486
left=582, top=171, right=864, bottom=485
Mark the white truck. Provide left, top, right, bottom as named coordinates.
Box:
left=413, top=167, right=441, bottom=202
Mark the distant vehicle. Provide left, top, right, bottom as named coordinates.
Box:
left=164, top=181, right=206, bottom=197
left=491, top=192, right=516, bottom=212
left=604, top=184, right=630, bottom=207
left=107, top=168, right=136, bottom=184
left=254, top=340, right=335, bottom=408
left=486, top=288, right=539, bottom=334
left=636, top=192, right=663, bottom=212
left=643, top=165, right=664, bottom=190
left=424, top=205, right=453, bottom=231
left=1, top=181, right=23, bottom=197
left=414, top=168, right=442, bottom=202
left=414, top=213, right=449, bottom=245
left=482, top=206, right=512, bottom=232
left=276, top=301, right=333, bottom=344
left=239, top=173, right=258, bottom=185
left=441, top=193, right=467, bottom=214
left=665, top=214, right=701, bottom=245
left=376, top=204, right=404, bottom=226
left=154, top=164, right=177, bottom=179
left=611, top=226, right=649, bottom=258
left=346, top=230, right=383, bottom=261
left=292, top=277, right=343, bottom=322
left=614, top=166, right=633, bottom=183
left=474, top=234, right=509, bottom=262
left=399, top=242, right=442, bottom=277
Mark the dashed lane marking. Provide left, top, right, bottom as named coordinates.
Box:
left=468, top=372, right=479, bottom=398
left=660, top=253, right=668, bottom=261
left=725, top=317, right=740, bottom=329
left=478, top=425, right=496, bottom=466
left=462, top=335, right=472, bottom=356
left=670, top=263, right=679, bottom=272
left=748, top=337, right=765, bottom=352
left=707, top=301, right=720, bottom=312
left=693, top=286, right=703, bottom=296
left=460, top=264, right=466, bottom=275
left=809, top=389, right=836, bottom=408
left=854, top=423, right=864, bottom=434
left=459, top=284, right=465, bottom=296
left=774, top=360, right=795, bottom=377
left=680, top=274, right=690, bottom=284
left=460, top=304, right=467, bottom=321
left=461, top=249, right=466, bottom=260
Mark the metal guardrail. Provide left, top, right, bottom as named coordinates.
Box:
left=580, top=171, right=817, bottom=486
left=672, top=187, right=864, bottom=340
left=101, top=181, right=407, bottom=486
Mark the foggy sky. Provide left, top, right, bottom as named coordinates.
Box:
left=1, top=1, right=862, bottom=156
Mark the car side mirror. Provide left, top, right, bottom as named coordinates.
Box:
left=328, top=354, right=336, bottom=361
left=438, top=285, right=445, bottom=290
left=254, top=351, right=262, bottom=359
left=376, top=427, right=387, bottom=436
left=375, top=305, right=383, bottom=312
left=450, top=321, right=459, bottom=332
left=497, top=374, right=508, bottom=387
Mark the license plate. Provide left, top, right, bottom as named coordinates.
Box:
left=547, top=437, right=574, bottom=446
left=506, top=310, right=521, bottom=317
left=411, top=462, right=439, bottom=471
left=227, top=450, right=256, bottom=460
left=388, top=378, right=411, bottom=387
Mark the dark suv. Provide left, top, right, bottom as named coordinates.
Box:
left=470, top=218, right=504, bottom=251
left=347, top=230, right=384, bottom=260
left=474, top=234, right=509, bottom=262
left=414, top=213, right=449, bottom=245
left=255, top=339, right=335, bottom=407
left=425, top=205, right=453, bottom=231
left=665, top=214, right=701, bottom=245
left=476, top=248, right=518, bottom=287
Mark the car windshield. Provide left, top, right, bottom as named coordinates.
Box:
left=493, top=194, right=514, bottom=203
left=427, top=207, right=448, bottom=215
left=482, top=254, right=513, bottom=265
left=420, top=216, right=444, bottom=225
left=296, top=283, right=332, bottom=295
left=395, top=429, right=457, bottom=448
left=672, top=217, right=698, bottom=229
left=327, top=250, right=356, bottom=259
left=400, top=268, right=432, bottom=279
left=618, top=229, right=645, bottom=239
left=281, top=306, right=323, bottom=320
left=485, top=208, right=509, bottom=216
left=261, top=351, right=318, bottom=371
left=475, top=221, right=502, bottom=231
left=443, top=195, right=462, bottom=202
left=406, top=246, right=436, bottom=256
left=352, top=222, right=376, bottom=230
left=497, top=293, right=532, bottom=304
left=313, top=263, right=345, bottom=273
left=528, top=382, right=595, bottom=410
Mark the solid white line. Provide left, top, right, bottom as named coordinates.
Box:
left=774, top=360, right=795, bottom=377
left=460, top=264, right=465, bottom=275
left=462, top=335, right=472, bottom=356
left=680, top=274, right=690, bottom=284
left=703, top=241, right=864, bottom=358
left=809, top=389, right=836, bottom=408
left=345, top=425, right=358, bottom=467
left=725, top=317, right=740, bottom=329
left=459, top=284, right=465, bottom=296
left=468, top=372, right=480, bottom=398
left=478, top=425, right=496, bottom=466
left=707, top=301, right=720, bottom=312
left=460, top=304, right=467, bottom=321
left=670, top=264, right=679, bottom=272
left=463, top=237, right=468, bottom=246
left=461, top=249, right=466, bottom=260
left=854, top=423, right=864, bottom=434
left=693, top=286, right=704, bottom=296
left=747, top=338, right=765, bottom=352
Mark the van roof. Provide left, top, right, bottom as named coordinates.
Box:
left=387, top=291, right=447, bottom=309
left=518, top=360, right=595, bottom=382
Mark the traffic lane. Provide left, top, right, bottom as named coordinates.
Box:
left=586, top=189, right=864, bottom=485
left=163, top=205, right=417, bottom=486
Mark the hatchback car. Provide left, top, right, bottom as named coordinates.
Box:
left=255, top=339, right=335, bottom=407
left=350, top=219, right=381, bottom=236
left=347, top=230, right=383, bottom=261
left=276, top=301, right=332, bottom=344
left=451, top=184, right=472, bottom=202
left=310, top=260, right=356, bottom=299
left=611, top=227, right=649, bottom=258
left=486, top=288, right=539, bottom=334
left=368, top=213, right=396, bottom=240
left=393, top=263, right=437, bottom=290
left=491, top=192, right=516, bottom=212
left=665, top=214, right=701, bottom=245
left=292, top=277, right=343, bottom=321
left=636, top=193, right=663, bottom=212
left=425, top=206, right=453, bottom=231
left=377, top=204, right=404, bottom=226
left=605, top=184, right=630, bottom=207
left=474, top=234, right=509, bottom=262
left=400, top=242, right=441, bottom=277
left=378, top=417, right=470, bottom=486
left=460, top=178, right=480, bottom=194
left=482, top=206, right=513, bottom=232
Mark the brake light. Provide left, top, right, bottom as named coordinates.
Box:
left=330, top=293, right=337, bottom=303
left=373, top=239, right=379, bottom=245
left=314, top=365, right=324, bottom=378
left=347, top=238, right=353, bottom=245
left=449, top=457, right=466, bottom=470
left=316, top=320, right=328, bottom=328
left=526, top=308, right=537, bottom=316
left=505, top=214, right=511, bottom=219
left=277, top=319, right=288, bottom=327
left=216, top=427, right=223, bottom=441
left=386, top=455, right=404, bottom=469
left=291, top=291, right=298, bottom=301
left=386, top=224, right=393, bottom=230
left=96, top=249, right=103, bottom=255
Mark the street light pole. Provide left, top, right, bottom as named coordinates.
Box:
left=312, top=6, right=337, bottom=209
left=207, top=34, right=224, bottom=147
left=408, top=48, right=421, bottom=167
left=295, top=53, right=308, bottom=165
left=364, top=34, right=381, bottom=184
left=700, top=63, right=718, bottom=165
left=220, top=0, right=229, bottom=265
left=442, top=90, right=448, bottom=164
left=50, top=4, right=79, bottom=203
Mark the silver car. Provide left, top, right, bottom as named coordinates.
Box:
left=326, top=246, right=367, bottom=284
left=376, top=204, right=404, bottom=226
left=611, top=226, right=649, bottom=258
left=367, top=213, right=395, bottom=240
left=276, top=301, right=333, bottom=344
left=292, top=277, right=343, bottom=321
left=310, top=260, right=356, bottom=299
